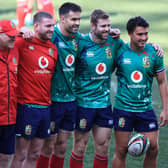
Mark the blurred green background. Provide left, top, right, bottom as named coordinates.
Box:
left=1, top=0, right=167, bottom=167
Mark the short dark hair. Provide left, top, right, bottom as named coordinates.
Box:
left=127, top=16, right=149, bottom=34
left=33, top=11, right=53, bottom=24
left=90, top=9, right=109, bottom=26
left=59, top=2, right=82, bottom=16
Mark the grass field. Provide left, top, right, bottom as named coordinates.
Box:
left=1, top=0, right=168, bottom=167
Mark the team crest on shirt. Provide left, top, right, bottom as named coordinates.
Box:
left=38, top=56, right=49, bottom=69
left=10, top=21, right=15, bottom=28
left=13, top=57, right=17, bottom=65
left=50, top=121, right=55, bottom=132
left=65, top=54, right=75, bottom=67
left=95, top=63, right=106, bottom=75
left=28, top=45, right=34, bottom=50
left=49, top=48, right=53, bottom=56
left=143, top=56, right=150, bottom=68
left=105, top=47, right=112, bottom=58
left=72, top=39, right=78, bottom=51
left=25, top=125, right=32, bottom=135
left=79, top=118, right=87, bottom=129
left=131, top=71, right=143, bottom=83
left=118, top=117, right=125, bottom=128
left=13, top=57, right=18, bottom=73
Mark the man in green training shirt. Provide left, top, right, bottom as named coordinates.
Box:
left=112, top=16, right=168, bottom=168
left=36, top=2, right=82, bottom=168
left=70, top=9, right=124, bottom=168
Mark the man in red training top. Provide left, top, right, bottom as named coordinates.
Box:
left=0, top=20, right=19, bottom=168
left=10, top=11, right=57, bottom=168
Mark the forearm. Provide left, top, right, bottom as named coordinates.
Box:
left=158, top=79, right=168, bottom=111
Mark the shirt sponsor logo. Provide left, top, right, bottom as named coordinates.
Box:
left=123, top=58, right=131, bottom=64
left=95, top=63, right=106, bottom=75
left=65, top=54, right=75, bottom=67
left=131, top=71, right=143, bottom=83
left=143, top=56, right=150, bottom=68
left=91, top=76, right=109, bottom=80
left=63, top=68, right=74, bottom=72
left=39, top=56, right=49, bottom=69
left=127, top=84, right=146, bottom=88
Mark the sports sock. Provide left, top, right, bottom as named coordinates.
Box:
left=50, top=154, right=64, bottom=168
left=36, top=155, right=49, bottom=168
left=69, top=152, right=84, bottom=168
left=93, top=153, right=108, bottom=168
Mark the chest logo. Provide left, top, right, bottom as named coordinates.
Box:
left=96, top=63, right=106, bottom=75
left=65, top=54, right=75, bottom=67
left=131, top=71, right=143, bottom=83
left=123, top=58, right=131, bottom=64
left=39, top=56, right=49, bottom=69
left=72, top=39, right=78, bottom=51
left=49, top=48, right=53, bottom=56
left=143, top=56, right=150, bottom=68
left=105, top=47, right=112, bottom=58
left=13, top=57, right=17, bottom=65
left=28, top=46, right=34, bottom=50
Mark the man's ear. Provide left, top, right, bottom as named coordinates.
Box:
left=60, top=15, right=65, bottom=23
left=34, top=22, right=38, bottom=29
left=90, top=22, right=95, bottom=31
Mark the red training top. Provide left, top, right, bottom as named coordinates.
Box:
left=0, top=47, right=19, bottom=125
left=15, top=37, right=57, bottom=105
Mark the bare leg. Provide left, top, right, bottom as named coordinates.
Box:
left=53, top=131, right=71, bottom=157
left=10, top=137, right=30, bottom=168
left=23, top=137, right=44, bottom=168
left=143, top=131, right=159, bottom=168
left=92, top=126, right=112, bottom=156
left=112, top=131, right=131, bottom=168
left=72, top=131, right=90, bottom=157
left=40, top=135, right=57, bottom=157
left=0, top=154, right=11, bottom=168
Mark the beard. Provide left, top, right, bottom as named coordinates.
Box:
left=94, top=30, right=109, bottom=41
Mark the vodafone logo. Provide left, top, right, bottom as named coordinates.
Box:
left=96, top=63, right=106, bottom=75
left=131, top=71, right=143, bottom=83
left=39, top=56, right=49, bottom=69
left=65, top=54, right=75, bottom=67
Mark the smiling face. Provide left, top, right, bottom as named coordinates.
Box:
left=91, top=18, right=111, bottom=43
left=60, top=11, right=81, bottom=35
left=129, top=26, right=148, bottom=51
left=34, top=17, right=55, bottom=41
left=0, top=33, right=17, bottom=50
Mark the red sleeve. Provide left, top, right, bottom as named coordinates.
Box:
left=15, top=37, right=26, bottom=51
